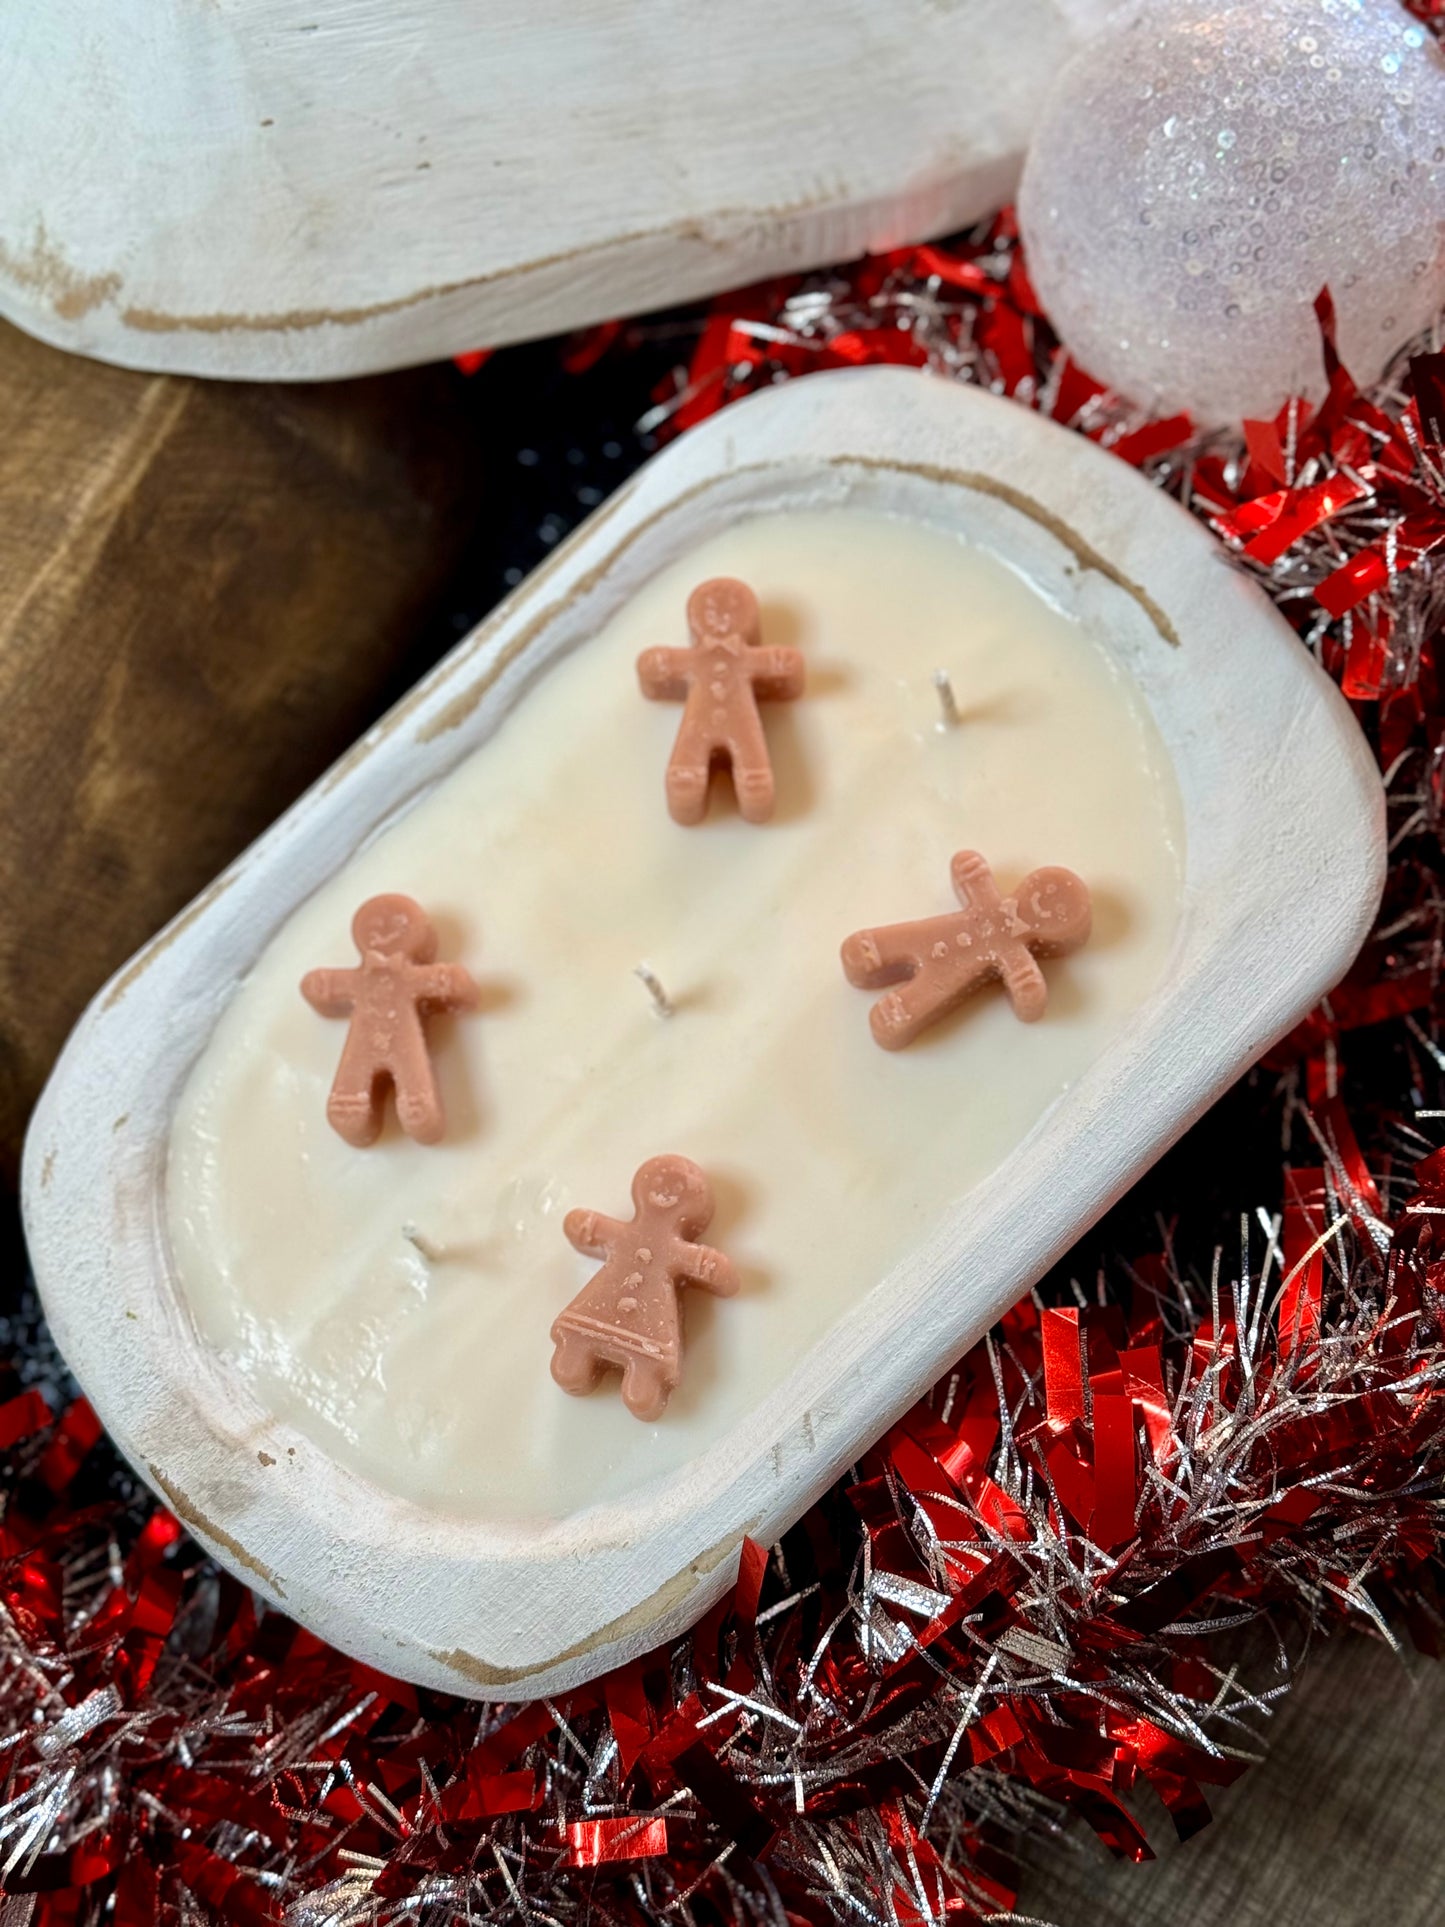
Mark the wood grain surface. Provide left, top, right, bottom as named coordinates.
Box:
left=0, top=318, right=485, bottom=1184
left=0, top=0, right=1113, bottom=380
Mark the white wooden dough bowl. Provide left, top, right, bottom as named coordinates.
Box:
left=0, top=0, right=1113, bottom=380
left=23, top=368, right=1384, bottom=1697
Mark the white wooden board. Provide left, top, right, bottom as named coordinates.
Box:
left=0, top=0, right=1113, bottom=380
left=22, top=368, right=1385, bottom=1696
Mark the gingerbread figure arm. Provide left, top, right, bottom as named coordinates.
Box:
left=998, top=946, right=1050, bottom=1022
left=563, top=1209, right=630, bottom=1259
left=748, top=645, right=806, bottom=702
left=672, top=1242, right=740, bottom=1297
left=410, top=962, right=478, bottom=1012
left=637, top=646, right=697, bottom=702
left=300, top=966, right=360, bottom=1018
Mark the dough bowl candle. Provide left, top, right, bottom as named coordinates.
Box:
left=24, top=369, right=1384, bottom=1696
left=169, top=506, right=1177, bottom=1514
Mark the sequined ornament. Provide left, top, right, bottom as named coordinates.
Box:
left=1018, top=0, right=1445, bottom=423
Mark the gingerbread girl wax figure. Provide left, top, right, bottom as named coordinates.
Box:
left=551, top=1155, right=740, bottom=1421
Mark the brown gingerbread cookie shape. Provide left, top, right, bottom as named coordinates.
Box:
left=636, top=576, right=805, bottom=825
left=300, top=893, right=476, bottom=1146
left=841, top=851, right=1092, bottom=1050
left=551, top=1155, right=740, bottom=1421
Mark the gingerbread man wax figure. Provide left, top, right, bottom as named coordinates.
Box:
left=842, top=851, right=1092, bottom=1049
left=637, top=576, right=805, bottom=825
left=551, top=1155, right=740, bottom=1421
left=301, top=893, right=476, bottom=1146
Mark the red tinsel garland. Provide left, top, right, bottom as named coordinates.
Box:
left=8, top=208, right=1445, bottom=1922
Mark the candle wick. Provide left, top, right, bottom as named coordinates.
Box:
left=633, top=961, right=675, bottom=1019
left=402, top=1222, right=444, bottom=1262
left=932, top=668, right=961, bottom=728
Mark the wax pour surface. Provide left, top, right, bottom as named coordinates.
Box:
left=166, top=508, right=1185, bottom=1521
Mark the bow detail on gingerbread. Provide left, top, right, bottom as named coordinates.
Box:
left=637, top=576, right=804, bottom=824
left=842, top=852, right=1092, bottom=1049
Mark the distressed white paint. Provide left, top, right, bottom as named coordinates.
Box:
left=0, top=0, right=1115, bottom=380
left=23, top=370, right=1384, bottom=1696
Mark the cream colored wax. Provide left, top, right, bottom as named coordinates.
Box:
left=167, top=508, right=1184, bottom=1521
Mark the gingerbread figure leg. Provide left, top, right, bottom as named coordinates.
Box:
left=326, top=1033, right=386, bottom=1147
left=664, top=711, right=716, bottom=826
left=951, top=849, right=1002, bottom=912
left=841, top=918, right=943, bottom=990
left=391, top=1046, right=446, bottom=1145
left=551, top=1329, right=603, bottom=1397
left=726, top=705, right=776, bottom=825
left=621, top=1356, right=671, bottom=1422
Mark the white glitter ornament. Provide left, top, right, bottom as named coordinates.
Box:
left=1017, top=0, right=1445, bottom=425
